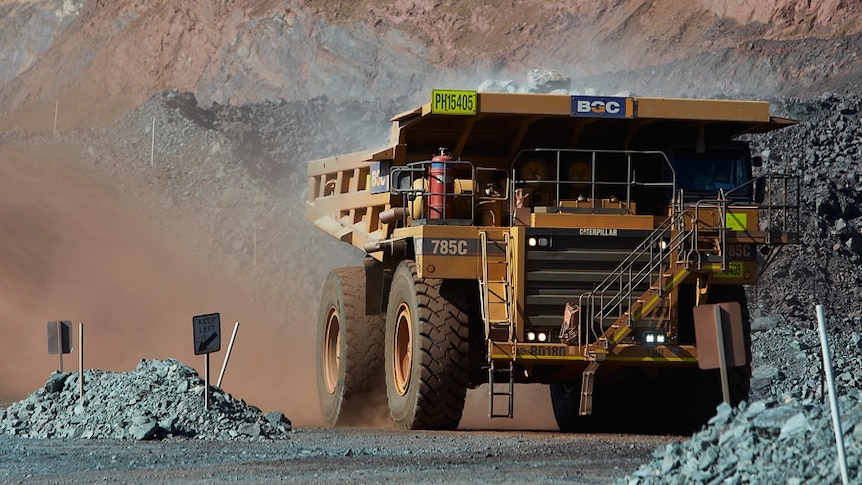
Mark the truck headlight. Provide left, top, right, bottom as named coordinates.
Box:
left=528, top=237, right=550, bottom=247
left=526, top=330, right=550, bottom=342
left=643, top=331, right=666, bottom=345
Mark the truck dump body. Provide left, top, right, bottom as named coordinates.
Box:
left=389, top=93, right=792, bottom=159
left=307, top=91, right=799, bottom=433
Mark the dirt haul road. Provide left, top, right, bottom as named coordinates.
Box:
left=0, top=428, right=676, bottom=484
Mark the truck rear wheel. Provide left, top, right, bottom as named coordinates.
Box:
left=316, top=267, right=386, bottom=427
left=550, top=382, right=585, bottom=432
left=385, top=260, right=469, bottom=430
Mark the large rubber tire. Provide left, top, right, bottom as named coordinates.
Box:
left=550, top=382, right=584, bottom=433
left=316, top=267, right=386, bottom=427
left=384, top=260, right=470, bottom=430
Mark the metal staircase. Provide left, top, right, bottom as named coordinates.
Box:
left=561, top=175, right=802, bottom=415
left=479, top=230, right=516, bottom=418
left=565, top=203, right=727, bottom=414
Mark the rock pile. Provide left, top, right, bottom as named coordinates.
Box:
left=626, top=309, right=862, bottom=483
left=0, top=359, right=291, bottom=441
left=749, top=312, right=862, bottom=403
left=621, top=394, right=862, bottom=484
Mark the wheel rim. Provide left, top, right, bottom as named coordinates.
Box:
left=322, top=306, right=341, bottom=395
left=392, top=302, right=413, bottom=396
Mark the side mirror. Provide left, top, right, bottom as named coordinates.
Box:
left=390, top=167, right=424, bottom=195
left=751, top=156, right=763, bottom=168
left=754, top=177, right=766, bottom=203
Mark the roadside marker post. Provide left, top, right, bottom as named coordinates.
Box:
left=78, top=322, right=84, bottom=402
left=217, top=322, right=240, bottom=388
left=193, top=313, right=221, bottom=411
left=815, top=305, right=849, bottom=485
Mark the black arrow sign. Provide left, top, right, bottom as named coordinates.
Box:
left=197, top=332, right=219, bottom=354
left=193, top=312, right=221, bottom=355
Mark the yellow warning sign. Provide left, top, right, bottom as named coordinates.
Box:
left=726, top=212, right=747, bottom=231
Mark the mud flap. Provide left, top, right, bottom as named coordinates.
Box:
left=693, top=302, right=747, bottom=370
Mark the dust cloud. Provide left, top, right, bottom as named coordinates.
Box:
left=0, top=142, right=323, bottom=425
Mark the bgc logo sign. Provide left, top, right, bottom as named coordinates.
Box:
left=571, top=96, right=634, bottom=119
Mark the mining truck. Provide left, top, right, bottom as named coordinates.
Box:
left=306, top=90, right=799, bottom=433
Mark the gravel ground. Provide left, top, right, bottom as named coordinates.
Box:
left=0, top=427, right=676, bottom=484
left=0, top=358, right=676, bottom=483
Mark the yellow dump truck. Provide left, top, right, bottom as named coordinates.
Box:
left=306, top=90, right=799, bottom=433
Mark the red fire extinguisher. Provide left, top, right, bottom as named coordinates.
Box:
left=428, top=149, right=453, bottom=219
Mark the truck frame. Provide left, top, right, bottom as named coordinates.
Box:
left=306, top=91, right=799, bottom=433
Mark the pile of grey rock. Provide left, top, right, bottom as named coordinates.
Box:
left=621, top=394, right=862, bottom=484
left=0, top=359, right=291, bottom=441
left=477, top=69, right=634, bottom=97
left=626, top=310, right=862, bottom=482
left=749, top=312, right=862, bottom=403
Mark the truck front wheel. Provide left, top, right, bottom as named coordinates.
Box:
left=316, top=267, right=386, bottom=427
left=385, top=260, right=469, bottom=430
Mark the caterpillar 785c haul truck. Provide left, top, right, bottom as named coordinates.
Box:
left=306, top=90, right=799, bottom=433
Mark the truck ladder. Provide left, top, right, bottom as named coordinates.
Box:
left=480, top=230, right=513, bottom=337
left=488, top=360, right=515, bottom=419
left=480, top=230, right=515, bottom=418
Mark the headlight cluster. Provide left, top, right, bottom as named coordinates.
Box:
left=642, top=330, right=667, bottom=345
left=527, top=237, right=550, bottom=247
left=526, top=330, right=550, bottom=342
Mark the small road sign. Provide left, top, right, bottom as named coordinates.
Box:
left=193, top=313, right=221, bottom=355
left=47, top=320, right=72, bottom=354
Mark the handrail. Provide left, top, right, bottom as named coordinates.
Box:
left=720, top=172, right=801, bottom=240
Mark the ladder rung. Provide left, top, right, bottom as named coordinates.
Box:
left=488, top=361, right=515, bottom=419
